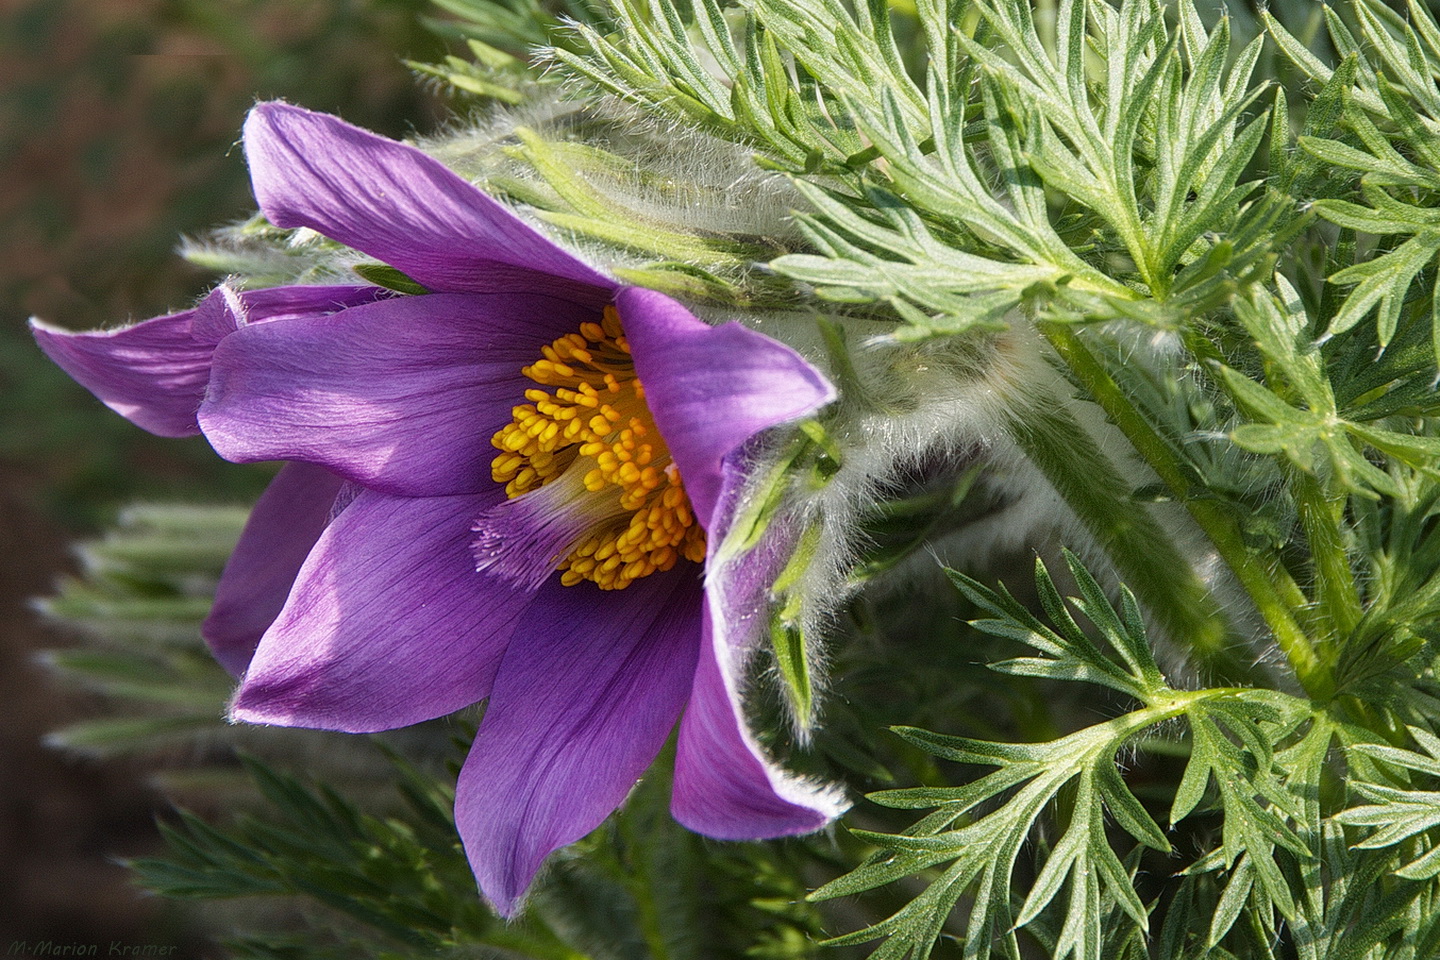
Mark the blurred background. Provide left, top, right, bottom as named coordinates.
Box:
left=0, top=0, right=446, bottom=951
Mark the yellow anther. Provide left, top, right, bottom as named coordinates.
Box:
left=487, top=305, right=706, bottom=590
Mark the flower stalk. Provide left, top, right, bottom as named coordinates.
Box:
left=1290, top=467, right=1364, bottom=643
left=997, top=388, right=1244, bottom=682
left=1038, top=321, right=1329, bottom=698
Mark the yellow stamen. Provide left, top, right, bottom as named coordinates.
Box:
left=490, top=306, right=706, bottom=590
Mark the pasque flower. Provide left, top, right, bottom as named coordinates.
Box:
left=33, top=102, right=846, bottom=913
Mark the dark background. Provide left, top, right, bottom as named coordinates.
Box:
left=0, top=0, right=445, bottom=951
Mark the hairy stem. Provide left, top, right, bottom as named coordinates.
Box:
left=1290, top=469, right=1362, bottom=645
left=1038, top=322, right=1330, bottom=698
left=1000, top=390, right=1251, bottom=684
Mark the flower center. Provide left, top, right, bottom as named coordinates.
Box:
left=489, top=306, right=706, bottom=590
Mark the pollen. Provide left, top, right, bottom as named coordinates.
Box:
left=489, top=305, right=706, bottom=590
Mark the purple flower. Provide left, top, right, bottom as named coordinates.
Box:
left=33, top=103, right=846, bottom=914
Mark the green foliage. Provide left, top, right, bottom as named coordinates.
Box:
left=1337, top=730, right=1440, bottom=882
left=409, top=38, right=533, bottom=103
left=410, top=0, right=611, bottom=101
left=546, top=0, right=1302, bottom=335
left=351, top=262, right=431, bottom=296
left=132, top=753, right=568, bottom=958
left=1217, top=280, right=1440, bottom=501
left=36, top=504, right=245, bottom=755
left=804, top=549, right=1440, bottom=959
left=1269, top=0, right=1440, bottom=359
left=810, top=555, right=1318, bottom=960
left=133, top=748, right=845, bottom=960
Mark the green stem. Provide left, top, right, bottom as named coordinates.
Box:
left=1290, top=469, right=1362, bottom=643
left=1001, top=393, right=1249, bottom=683
left=1037, top=323, right=1331, bottom=699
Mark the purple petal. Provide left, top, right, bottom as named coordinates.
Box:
left=706, top=460, right=804, bottom=644
left=671, top=464, right=846, bottom=835
left=190, top=284, right=246, bottom=345
left=619, top=287, right=835, bottom=527
left=208, top=284, right=396, bottom=339
left=230, top=487, right=519, bottom=732
left=199, top=292, right=598, bottom=497
left=244, top=103, right=613, bottom=303
left=31, top=283, right=390, bottom=438
left=455, top=571, right=704, bottom=915
left=32, top=304, right=213, bottom=438
left=203, top=462, right=347, bottom=676
left=670, top=599, right=847, bottom=838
